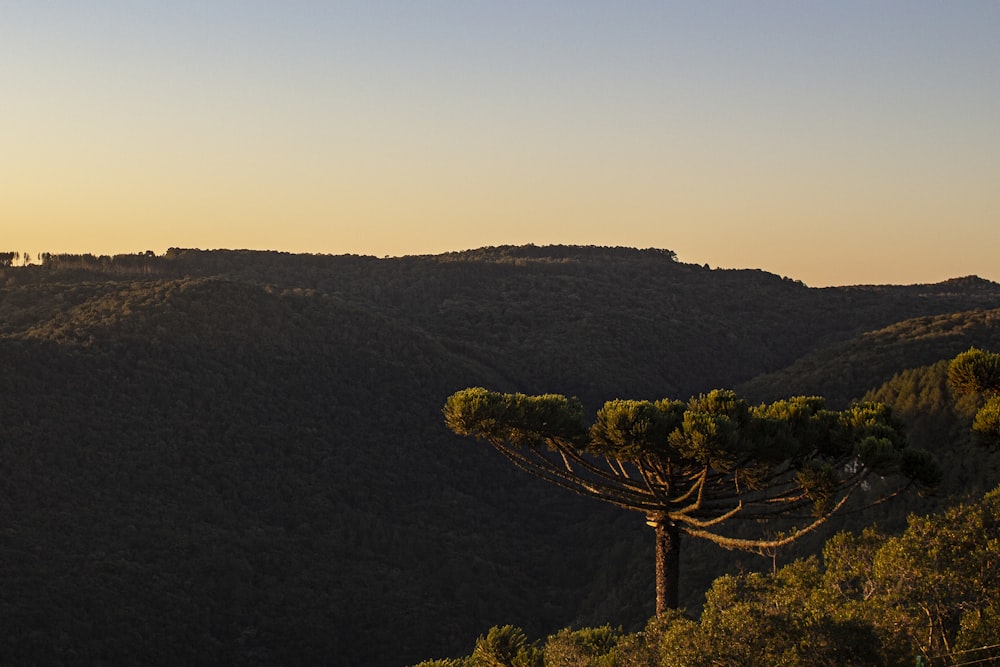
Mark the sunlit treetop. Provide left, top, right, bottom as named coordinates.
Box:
left=445, top=387, right=939, bottom=540
left=949, top=347, right=1000, bottom=447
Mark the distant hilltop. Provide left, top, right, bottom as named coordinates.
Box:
left=1, top=245, right=996, bottom=291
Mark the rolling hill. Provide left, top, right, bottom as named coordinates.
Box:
left=2, top=246, right=999, bottom=665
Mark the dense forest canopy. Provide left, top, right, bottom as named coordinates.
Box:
left=1, top=246, right=999, bottom=665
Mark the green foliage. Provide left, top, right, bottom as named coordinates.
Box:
left=670, top=391, right=751, bottom=469
left=589, top=399, right=683, bottom=461
left=854, top=436, right=902, bottom=476
left=669, top=410, right=738, bottom=468
left=822, top=525, right=884, bottom=602
left=687, top=389, right=751, bottom=425
left=542, top=626, right=622, bottom=667
left=796, top=461, right=839, bottom=515
left=824, top=487, right=1000, bottom=659
left=948, top=347, right=1000, bottom=396
left=955, top=604, right=1000, bottom=655
left=949, top=347, right=1000, bottom=447
left=471, top=625, right=542, bottom=667
left=672, top=559, right=885, bottom=667
left=898, top=448, right=943, bottom=488
left=973, top=395, right=1000, bottom=441
left=444, top=388, right=586, bottom=449
left=748, top=395, right=826, bottom=461
left=443, top=386, right=506, bottom=438
left=839, top=401, right=907, bottom=449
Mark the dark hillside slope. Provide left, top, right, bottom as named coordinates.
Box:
left=23, top=248, right=1000, bottom=405
left=166, top=252, right=1000, bottom=403
left=1, top=277, right=652, bottom=665
left=738, top=307, right=1000, bottom=407
left=2, top=248, right=1000, bottom=664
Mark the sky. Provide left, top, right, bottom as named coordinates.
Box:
left=2, top=1, right=998, bottom=287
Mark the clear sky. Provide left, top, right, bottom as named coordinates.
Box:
left=3, top=1, right=998, bottom=286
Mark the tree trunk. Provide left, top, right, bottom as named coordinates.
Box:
left=648, top=514, right=680, bottom=614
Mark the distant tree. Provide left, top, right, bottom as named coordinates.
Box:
left=444, top=388, right=940, bottom=614
left=948, top=347, right=1000, bottom=446
left=0, top=251, right=17, bottom=267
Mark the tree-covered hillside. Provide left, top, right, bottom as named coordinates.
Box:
left=1, top=247, right=999, bottom=665
left=738, top=306, right=1000, bottom=408
left=23, top=247, right=1000, bottom=404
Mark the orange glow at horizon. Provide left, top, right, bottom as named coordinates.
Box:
left=3, top=2, right=999, bottom=287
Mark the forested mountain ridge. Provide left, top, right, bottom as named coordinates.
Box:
left=738, top=306, right=1000, bottom=407
left=10, top=247, right=1000, bottom=404
left=1, top=246, right=999, bottom=665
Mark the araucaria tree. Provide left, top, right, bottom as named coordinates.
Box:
left=443, top=387, right=940, bottom=614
